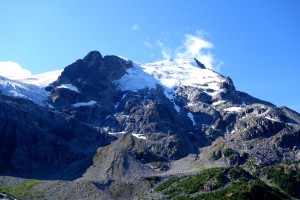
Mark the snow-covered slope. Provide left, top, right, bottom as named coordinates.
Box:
left=0, top=70, right=62, bottom=106
left=115, top=59, right=227, bottom=104
left=16, top=70, right=63, bottom=87
left=116, top=59, right=225, bottom=93
left=0, top=76, right=48, bottom=105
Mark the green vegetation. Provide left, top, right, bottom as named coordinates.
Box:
left=181, top=168, right=225, bottom=194
left=0, top=179, right=43, bottom=199
left=255, top=162, right=300, bottom=198
left=209, top=145, right=249, bottom=165
left=155, top=167, right=290, bottom=199
left=155, top=176, right=180, bottom=192
left=196, top=180, right=289, bottom=200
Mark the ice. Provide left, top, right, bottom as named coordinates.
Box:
left=73, top=100, right=97, bottom=108
left=57, top=84, right=79, bottom=93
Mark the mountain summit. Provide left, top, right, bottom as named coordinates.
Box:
left=1, top=50, right=300, bottom=199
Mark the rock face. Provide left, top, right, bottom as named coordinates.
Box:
left=0, top=95, right=113, bottom=179
left=46, top=51, right=133, bottom=109
left=0, top=50, right=300, bottom=182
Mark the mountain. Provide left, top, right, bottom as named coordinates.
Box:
left=1, top=50, right=300, bottom=199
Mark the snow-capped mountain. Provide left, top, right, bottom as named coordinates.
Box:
left=1, top=50, right=300, bottom=199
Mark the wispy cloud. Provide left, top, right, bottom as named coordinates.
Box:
left=144, top=41, right=154, bottom=48
left=157, top=40, right=172, bottom=60
left=155, top=31, right=224, bottom=71
left=131, top=24, right=140, bottom=31
left=0, top=61, right=32, bottom=79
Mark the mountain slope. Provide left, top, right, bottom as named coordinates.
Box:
left=0, top=50, right=300, bottom=199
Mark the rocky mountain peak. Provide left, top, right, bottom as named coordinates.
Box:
left=1, top=50, right=300, bottom=198
left=194, top=58, right=206, bottom=69
left=83, top=50, right=103, bottom=63
left=45, top=51, right=134, bottom=109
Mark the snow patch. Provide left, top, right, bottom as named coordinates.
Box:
left=212, top=100, right=226, bottom=106
left=132, top=133, right=147, bottom=140
left=73, top=100, right=97, bottom=108
left=265, top=116, right=279, bottom=122
left=224, top=107, right=243, bottom=112
left=108, top=131, right=127, bottom=135
left=164, top=90, right=180, bottom=113
left=114, top=66, right=159, bottom=92
left=115, top=94, right=127, bottom=110
left=187, top=112, right=196, bottom=125
left=58, top=84, right=79, bottom=93
left=105, top=115, right=111, bottom=120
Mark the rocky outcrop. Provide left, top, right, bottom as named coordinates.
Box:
left=194, top=58, right=206, bottom=69
left=46, top=51, right=133, bottom=109
left=0, top=95, right=113, bottom=179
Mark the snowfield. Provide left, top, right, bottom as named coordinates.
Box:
left=115, top=59, right=226, bottom=97
left=0, top=70, right=62, bottom=106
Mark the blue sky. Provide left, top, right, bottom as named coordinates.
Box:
left=0, top=1, right=299, bottom=112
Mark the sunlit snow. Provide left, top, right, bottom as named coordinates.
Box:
left=132, top=133, right=147, bottom=140
left=18, top=70, right=63, bottom=87
left=224, top=107, right=243, bottom=112
left=108, top=131, right=127, bottom=135
left=115, top=59, right=225, bottom=97
left=57, top=84, right=79, bottom=93
left=0, top=76, right=50, bottom=105
left=265, top=116, right=279, bottom=122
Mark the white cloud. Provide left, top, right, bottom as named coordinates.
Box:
left=0, top=61, right=32, bottom=79
left=131, top=24, right=140, bottom=31
left=157, top=40, right=172, bottom=60
left=157, top=31, right=223, bottom=71
left=144, top=41, right=154, bottom=48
